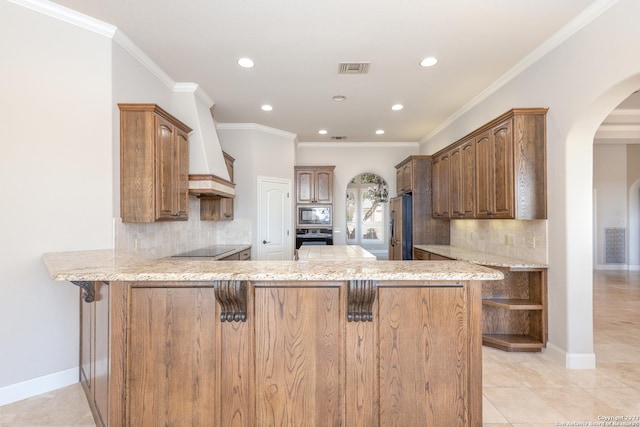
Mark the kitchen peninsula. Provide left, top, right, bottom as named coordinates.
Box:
left=43, top=250, right=503, bottom=427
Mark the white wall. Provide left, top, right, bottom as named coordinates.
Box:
left=593, top=145, right=628, bottom=268
left=217, top=125, right=297, bottom=258
left=295, top=143, right=418, bottom=245
left=0, top=1, right=113, bottom=398
left=421, top=0, right=640, bottom=368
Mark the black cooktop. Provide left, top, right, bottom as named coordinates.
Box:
left=172, top=245, right=240, bottom=258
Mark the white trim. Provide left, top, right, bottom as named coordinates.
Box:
left=173, top=83, right=215, bottom=108
left=7, top=0, right=117, bottom=37
left=420, top=0, right=621, bottom=145
left=217, top=123, right=298, bottom=140
left=628, top=264, right=640, bottom=271
left=0, top=368, right=78, bottom=406
left=112, top=29, right=175, bottom=92
left=297, top=141, right=419, bottom=149
left=544, top=342, right=597, bottom=369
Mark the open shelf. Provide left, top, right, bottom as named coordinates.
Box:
left=482, top=299, right=544, bottom=310
left=483, top=334, right=545, bottom=352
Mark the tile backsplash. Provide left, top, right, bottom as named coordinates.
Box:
left=115, top=197, right=252, bottom=259
left=450, top=219, right=548, bottom=265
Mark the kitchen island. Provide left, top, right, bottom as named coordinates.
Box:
left=296, top=244, right=377, bottom=260
left=43, top=250, right=503, bottom=427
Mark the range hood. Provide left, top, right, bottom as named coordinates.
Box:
left=172, top=84, right=235, bottom=197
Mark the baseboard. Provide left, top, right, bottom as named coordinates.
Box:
left=0, top=367, right=78, bottom=406
left=545, top=342, right=596, bottom=369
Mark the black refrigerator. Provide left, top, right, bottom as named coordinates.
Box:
left=389, top=194, right=412, bottom=260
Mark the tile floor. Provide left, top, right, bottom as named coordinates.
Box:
left=1, top=270, right=638, bottom=426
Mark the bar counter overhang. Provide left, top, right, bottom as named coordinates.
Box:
left=43, top=249, right=503, bottom=427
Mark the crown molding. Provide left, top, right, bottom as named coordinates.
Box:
left=420, top=0, right=621, bottom=145
left=7, top=0, right=117, bottom=37
left=173, top=83, right=215, bottom=108
left=216, top=123, right=298, bottom=140
left=297, top=141, right=419, bottom=149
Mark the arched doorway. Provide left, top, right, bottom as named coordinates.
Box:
left=345, top=173, right=389, bottom=257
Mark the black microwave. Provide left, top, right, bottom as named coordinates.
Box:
left=296, top=205, right=332, bottom=227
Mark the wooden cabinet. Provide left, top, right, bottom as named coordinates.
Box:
left=219, top=248, right=251, bottom=260
left=295, top=166, right=334, bottom=204
left=79, top=282, right=110, bottom=427
left=431, top=152, right=451, bottom=218
left=392, top=156, right=450, bottom=258
left=80, top=278, right=483, bottom=426
left=119, top=104, right=191, bottom=222
left=199, top=151, right=235, bottom=221
left=413, top=248, right=547, bottom=352
left=450, top=138, right=476, bottom=218
left=395, top=160, right=413, bottom=194
left=432, top=108, right=547, bottom=220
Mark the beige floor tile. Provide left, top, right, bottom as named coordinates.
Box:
left=483, top=395, right=510, bottom=423
left=528, top=386, right=619, bottom=420
left=581, top=387, right=640, bottom=412
left=482, top=387, right=565, bottom=424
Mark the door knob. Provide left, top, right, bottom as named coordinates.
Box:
left=263, top=240, right=271, bottom=244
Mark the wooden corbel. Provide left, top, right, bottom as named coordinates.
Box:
left=213, top=280, right=247, bottom=322
left=348, top=279, right=376, bottom=322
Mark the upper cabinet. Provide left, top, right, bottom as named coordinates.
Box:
left=295, top=166, right=335, bottom=204
left=200, top=151, right=235, bottom=221
left=432, top=108, right=547, bottom=220
left=119, top=104, right=191, bottom=223
left=395, top=159, right=414, bottom=194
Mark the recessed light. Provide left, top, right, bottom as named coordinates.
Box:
left=318, top=129, right=328, bottom=135
left=237, top=57, right=255, bottom=68
left=261, top=104, right=273, bottom=111
left=391, top=104, right=404, bottom=111
left=332, top=95, right=347, bottom=102
left=376, top=130, right=385, bottom=135
left=419, top=57, right=438, bottom=67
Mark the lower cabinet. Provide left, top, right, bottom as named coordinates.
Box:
left=80, top=279, right=483, bottom=426
left=413, top=248, right=547, bottom=352
left=79, top=282, right=110, bottom=427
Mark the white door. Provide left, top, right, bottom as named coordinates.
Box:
left=257, top=176, right=293, bottom=260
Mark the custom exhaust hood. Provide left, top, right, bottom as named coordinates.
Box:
left=172, top=84, right=235, bottom=197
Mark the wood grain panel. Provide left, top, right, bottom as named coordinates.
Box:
left=254, top=287, right=343, bottom=426
left=378, top=286, right=468, bottom=426
left=345, top=296, right=378, bottom=426
left=127, top=287, right=217, bottom=427
left=217, top=287, right=252, bottom=427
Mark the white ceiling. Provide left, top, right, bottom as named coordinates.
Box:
left=49, top=0, right=626, bottom=143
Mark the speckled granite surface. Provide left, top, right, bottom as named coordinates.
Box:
left=415, top=245, right=548, bottom=269
left=42, top=249, right=503, bottom=282
left=297, top=245, right=377, bottom=261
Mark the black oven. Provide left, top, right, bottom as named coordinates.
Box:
left=295, top=228, right=334, bottom=249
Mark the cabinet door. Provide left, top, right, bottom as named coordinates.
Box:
left=296, top=170, right=314, bottom=203
left=174, top=128, right=189, bottom=220
left=475, top=130, right=492, bottom=218
left=450, top=147, right=463, bottom=217
left=433, top=153, right=450, bottom=218
left=461, top=138, right=476, bottom=218
left=389, top=197, right=402, bottom=260
left=491, top=119, right=514, bottom=218
left=79, top=295, right=93, bottom=396
left=315, top=169, right=333, bottom=203
left=155, top=117, right=177, bottom=220
left=402, top=162, right=413, bottom=193
left=93, top=283, right=110, bottom=427
left=395, top=167, right=404, bottom=194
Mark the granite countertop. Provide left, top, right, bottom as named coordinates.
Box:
left=42, top=249, right=503, bottom=282
left=414, top=245, right=547, bottom=269
left=296, top=245, right=377, bottom=261
left=171, top=244, right=250, bottom=260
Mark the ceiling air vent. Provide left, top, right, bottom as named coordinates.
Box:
left=331, top=136, right=348, bottom=140
left=338, top=62, right=370, bottom=74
